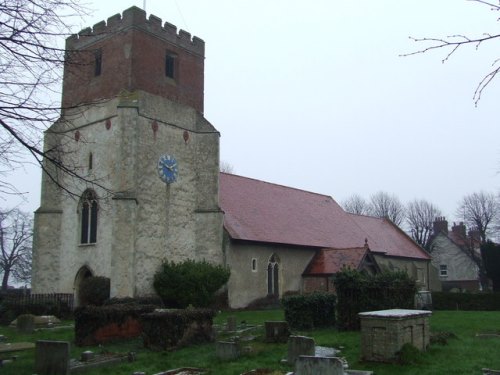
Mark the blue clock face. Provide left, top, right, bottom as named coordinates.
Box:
left=157, top=154, right=178, bottom=184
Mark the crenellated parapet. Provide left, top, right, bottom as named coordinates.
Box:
left=66, top=6, right=204, bottom=56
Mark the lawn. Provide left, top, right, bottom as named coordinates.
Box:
left=0, top=310, right=499, bottom=374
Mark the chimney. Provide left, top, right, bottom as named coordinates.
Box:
left=433, top=217, right=448, bottom=235
left=452, top=222, right=467, bottom=238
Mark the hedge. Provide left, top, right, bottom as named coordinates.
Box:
left=141, top=309, right=215, bottom=350
left=334, top=268, right=417, bottom=331
left=281, top=292, right=336, bottom=330
left=432, top=292, right=500, bottom=311
left=74, top=304, right=156, bottom=346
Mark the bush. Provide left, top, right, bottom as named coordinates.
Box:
left=432, top=291, right=500, bottom=310
left=281, top=292, right=336, bottom=330
left=334, top=268, right=417, bottom=330
left=153, top=259, right=230, bottom=308
left=141, top=308, right=215, bottom=350
left=79, top=276, right=110, bottom=306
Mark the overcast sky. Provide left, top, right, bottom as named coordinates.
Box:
left=5, top=0, right=500, bottom=225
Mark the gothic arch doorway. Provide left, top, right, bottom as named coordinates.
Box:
left=267, top=254, right=280, bottom=297
left=74, top=266, right=93, bottom=307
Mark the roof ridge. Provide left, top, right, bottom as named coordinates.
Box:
left=220, top=172, right=334, bottom=200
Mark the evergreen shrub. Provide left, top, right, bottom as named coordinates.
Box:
left=153, top=259, right=230, bottom=308
left=334, top=268, right=417, bottom=330
left=281, top=292, right=336, bottom=330
left=141, top=308, right=215, bottom=350
left=79, top=276, right=110, bottom=306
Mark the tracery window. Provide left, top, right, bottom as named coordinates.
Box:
left=80, top=190, right=98, bottom=244
left=267, top=254, right=280, bottom=296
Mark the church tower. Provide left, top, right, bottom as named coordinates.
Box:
left=31, top=7, right=223, bottom=303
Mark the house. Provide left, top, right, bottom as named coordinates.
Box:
left=428, top=217, right=481, bottom=291
left=220, top=173, right=432, bottom=308
left=31, top=7, right=434, bottom=310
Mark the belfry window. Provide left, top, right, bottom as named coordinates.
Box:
left=94, top=50, right=102, bottom=76
left=80, top=190, right=98, bottom=244
left=165, top=52, right=176, bottom=79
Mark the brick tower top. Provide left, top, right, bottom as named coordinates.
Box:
left=62, top=6, right=205, bottom=112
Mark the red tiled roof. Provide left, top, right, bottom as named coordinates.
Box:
left=219, top=173, right=430, bottom=260
left=347, top=214, right=431, bottom=260
left=303, top=247, right=368, bottom=275
left=219, top=173, right=366, bottom=249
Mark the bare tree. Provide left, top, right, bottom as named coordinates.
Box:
left=220, top=160, right=235, bottom=174
left=342, top=194, right=370, bottom=215
left=456, top=191, right=499, bottom=242
left=369, top=191, right=406, bottom=227
left=0, top=208, right=33, bottom=290
left=404, top=0, right=500, bottom=105
left=0, top=0, right=108, bottom=198
left=406, top=199, right=442, bottom=250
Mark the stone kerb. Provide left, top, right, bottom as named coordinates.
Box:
left=35, top=340, right=70, bottom=375
left=359, top=309, right=432, bottom=362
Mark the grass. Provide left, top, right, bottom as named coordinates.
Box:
left=0, top=310, right=499, bottom=374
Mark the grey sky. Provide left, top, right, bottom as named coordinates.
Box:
left=6, top=0, right=500, bottom=225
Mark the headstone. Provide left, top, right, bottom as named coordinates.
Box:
left=80, top=350, right=94, bottom=362
left=295, top=356, right=345, bottom=375
left=227, top=316, right=237, bottom=331
left=16, top=314, right=35, bottom=333
left=287, top=335, right=315, bottom=364
left=264, top=321, right=290, bottom=343
left=215, top=341, right=240, bottom=360
left=35, top=340, right=70, bottom=375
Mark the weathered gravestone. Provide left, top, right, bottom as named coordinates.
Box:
left=226, top=316, right=237, bottom=331
left=287, top=335, right=315, bottom=364
left=216, top=341, right=240, bottom=360
left=295, top=356, right=345, bottom=375
left=16, top=314, right=35, bottom=333
left=264, top=321, right=290, bottom=343
left=35, top=340, right=70, bottom=375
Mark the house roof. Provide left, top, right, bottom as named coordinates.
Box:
left=219, top=173, right=430, bottom=260
left=303, top=247, right=369, bottom=276
left=347, top=214, right=431, bottom=260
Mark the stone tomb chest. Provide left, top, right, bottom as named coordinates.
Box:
left=359, top=309, right=432, bottom=362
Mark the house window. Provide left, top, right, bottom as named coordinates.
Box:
left=439, top=264, right=448, bottom=277
left=94, top=50, right=102, bottom=76
left=80, top=190, right=98, bottom=244
left=165, top=52, right=176, bottom=79
left=252, top=258, right=257, bottom=272
left=267, top=254, right=280, bottom=296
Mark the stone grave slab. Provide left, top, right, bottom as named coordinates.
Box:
left=0, top=342, right=35, bottom=353
left=152, top=368, right=206, bottom=375
left=295, top=356, right=345, bottom=375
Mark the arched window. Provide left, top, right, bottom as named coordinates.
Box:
left=80, top=190, right=98, bottom=244
left=267, top=254, right=280, bottom=296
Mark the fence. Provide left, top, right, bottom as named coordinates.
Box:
left=1, top=292, right=74, bottom=314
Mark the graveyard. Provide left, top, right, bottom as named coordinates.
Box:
left=0, top=309, right=500, bottom=374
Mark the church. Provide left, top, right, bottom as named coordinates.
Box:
left=31, top=7, right=434, bottom=309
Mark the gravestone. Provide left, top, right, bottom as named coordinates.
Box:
left=16, top=314, right=35, bottom=333
left=287, top=335, right=315, bottom=364
left=80, top=350, right=95, bottom=362
left=295, top=356, right=345, bottom=375
left=264, top=321, right=290, bottom=343
left=215, top=341, right=240, bottom=360
left=226, top=316, right=237, bottom=331
left=35, top=340, right=70, bottom=375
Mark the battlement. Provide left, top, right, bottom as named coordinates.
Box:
left=66, top=6, right=204, bottom=56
